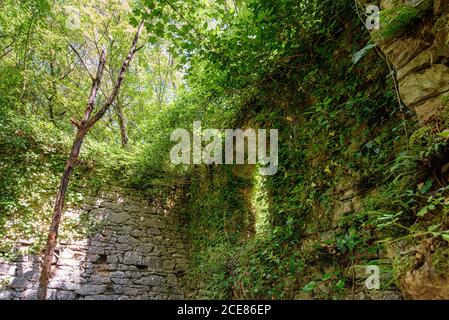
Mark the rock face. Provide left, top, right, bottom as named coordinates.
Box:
left=368, top=0, right=449, bottom=300
left=399, top=64, right=449, bottom=106
left=398, top=240, right=449, bottom=300
left=0, top=187, right=188, bottom=300
left=373, top=0, right=449, bottom=124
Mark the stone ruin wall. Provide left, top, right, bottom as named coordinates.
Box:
left=0, top=187, right=188, bottom=300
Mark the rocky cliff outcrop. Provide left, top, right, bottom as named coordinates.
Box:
left=369, top=0, right=449, bottom=299
left=0, top=187, right=188, bottom=300
left=374, top=0, right=449, bottom=124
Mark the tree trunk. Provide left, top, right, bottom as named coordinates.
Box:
left=114, top=94, right=129, bottom=147
left=37, top=20, right=144, bottom=299
left=37, top=128, right=87, bottom=299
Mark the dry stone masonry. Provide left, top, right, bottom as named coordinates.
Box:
left=0, top=187, right=188, bottom=300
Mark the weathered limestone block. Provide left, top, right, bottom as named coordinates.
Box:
left=59, top=248, right=76, bottom=260
left=57, top=257, right=80, bottom=267
left=117, top=235, right=138, bottom=246
left=130, top=228, right=146, bottom=238
left=112, top=285, right=124, bottom=293
left=88, top=245, right=106, bottom=255
left=75, top=284, right=107, bottom=296
left=80, top=294, right=120, bottom=300
left=83, top=196, right=102, bottom=207
left=106, top=254, right=120, bottom=264
left=399, top=64, right=449, bottom=106
left=414, top=92, right=449, bottom=123
left=111, top=278, right=129, bottom=286
left=134, top=275, right=165, bottom=286
left=123, top=202, right=141, bottom=212
left=98, top=190, right=120, bottom=200
left=100, top=201, right=123, bottom=211
left=21, top=289, right=39, bottom=300
left=407, top=0, right=435, bottom=11
left=136, top=243, right=154, bottom=253
left=162, top=259, right=176, bottom=271
left=123, top=252, right=144, bottom=266
left=122, top=286, right=146, bottom=296
left=382, top=37, right=430, bottom=70
left=401, top=265, right=449, bottom=299
left=152, top=286, right=168, bottom=294
left=145, top=256, right=163, bottom=269
left=380, top=13, right=449, bottom=123
left=381, top=0, right=397, bottom=9
left=0, top=263, right=16, bottom=276
left=380, top=0, right=433, bottom=11
left=143, top=217, right=166, bottom=229
left=115, top=243, right=133, bottom=251
left=90, top=207, right=113, bottom=221
left=0, top=291, right=14, bottom=300
left=9, top=277, right=31, bottom=289
left=434, top=0, right=449, bottom=15
left=52, top=268, right=75, bottom=278
left=152, top=245, right=164, bottom=255
left=108, top=210, right=130, bottom=224
left=397, top=47, right=440, bottom=80
left=433, top=13, right=449, bottom=57
left=56, top=290, right=77, bottom=300
left=21, top=269, right=39, bottom=281
left=89, top=274, right=111, bottom=285
left=49, top=281, right=81, bottom=291
left=147, top=228, right=161, bottom=236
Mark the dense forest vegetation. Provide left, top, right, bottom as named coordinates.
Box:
left=1, top=0, right=449, bottom=300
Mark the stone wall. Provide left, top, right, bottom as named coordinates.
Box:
left=374, top=0, right=449, bottom=124
left=0, top=187, right=188, bottom=300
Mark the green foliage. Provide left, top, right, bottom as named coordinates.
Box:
left=2, top=0, right=447, bottom=300
left=133, top=0, right=417, bottom=299
left=0, top=106, right=134, bottom=255
left=379, top=5, right=423, bottom=39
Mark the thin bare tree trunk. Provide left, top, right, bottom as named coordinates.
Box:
left=114, top=93, right=129, bottom=147
left=49, top=58, right=57, bottom=122
left=37, top=20, right=144, bottom=300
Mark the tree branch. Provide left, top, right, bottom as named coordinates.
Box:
left=87, top=20, right=144, bottom=129
left=81, top=49, right=107, bottom=124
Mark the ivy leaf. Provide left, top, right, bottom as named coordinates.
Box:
left=129, top=16, right=139, bottom=27
left=302, top=281, right=316, bottom=293
left=420, top=180, right=433, bottom=194
left=417, top=206, right=428, bottom=217
left=148, top=36, right=158, bottom=44
left=442, top=233, right=449, bottom=242
left=428, top=224, right=440, bottom=233
left=417, top=204, right=435, bottom=217
left=335, top=279, right=345, bottom=290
